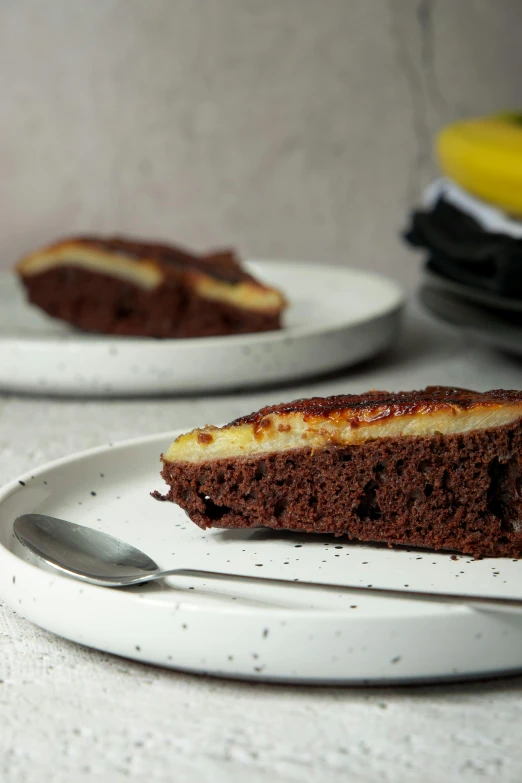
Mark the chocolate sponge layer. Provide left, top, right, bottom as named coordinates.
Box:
left=22, top=266, right=281, bottom=338
left=159, top=420, right=522, bottom=557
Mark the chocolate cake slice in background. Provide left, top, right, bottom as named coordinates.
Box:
left=16, top=236, right=286, bottom=338
left=157, top=387, right=522, bottom=557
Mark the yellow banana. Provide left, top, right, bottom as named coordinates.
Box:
left=436, top=113, right=522, bottom=216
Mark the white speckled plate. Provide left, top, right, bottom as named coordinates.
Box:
left=0, top=262, right=403, bottom=396
left=423, top=268, right=522, bottom=313
left=419, top=284, right=522, bottom=358
left=1, top=431, right=522, bottom=684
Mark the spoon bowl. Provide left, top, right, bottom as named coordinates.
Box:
left=14, top=514, right=161, bottom=585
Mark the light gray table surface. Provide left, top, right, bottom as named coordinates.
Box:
left=1, top=300, right=522, bottom=783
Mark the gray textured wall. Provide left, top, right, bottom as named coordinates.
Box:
left=2, top=0, right=522, bottom=286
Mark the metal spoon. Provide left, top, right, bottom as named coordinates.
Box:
left=13, top=513, right=522, bottom=612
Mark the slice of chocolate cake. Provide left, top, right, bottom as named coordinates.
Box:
left=16, top=236, right=286, bottom=338
left=156, top=387, right=522, bottom=557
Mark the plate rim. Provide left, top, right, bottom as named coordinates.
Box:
left=422, top=267, right=522, bottom=313
left=419, top=283, right=522, bottom=338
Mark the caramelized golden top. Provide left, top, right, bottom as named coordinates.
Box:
left=232, top=387, right=522, bottom=427
left=164, top=387, right=522, bottom=464
left=69, top=237, right=262, bottom=285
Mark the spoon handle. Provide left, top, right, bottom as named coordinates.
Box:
left=161, top=567, right=522, bottom=613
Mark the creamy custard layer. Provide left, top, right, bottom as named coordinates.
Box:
left=165, top=402, right=522, bottom=464
left=17, top=244, right=163, bottom=289
left=193, top=275, right=284, bottom=312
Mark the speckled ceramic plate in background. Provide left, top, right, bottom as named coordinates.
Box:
left=419, top=284, right=522, bottom=358
left=423, top=268, right=522, bottom=313
left=0, top=262, right=403, bottom=396
left=1, top=430, right=522, bottom=684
